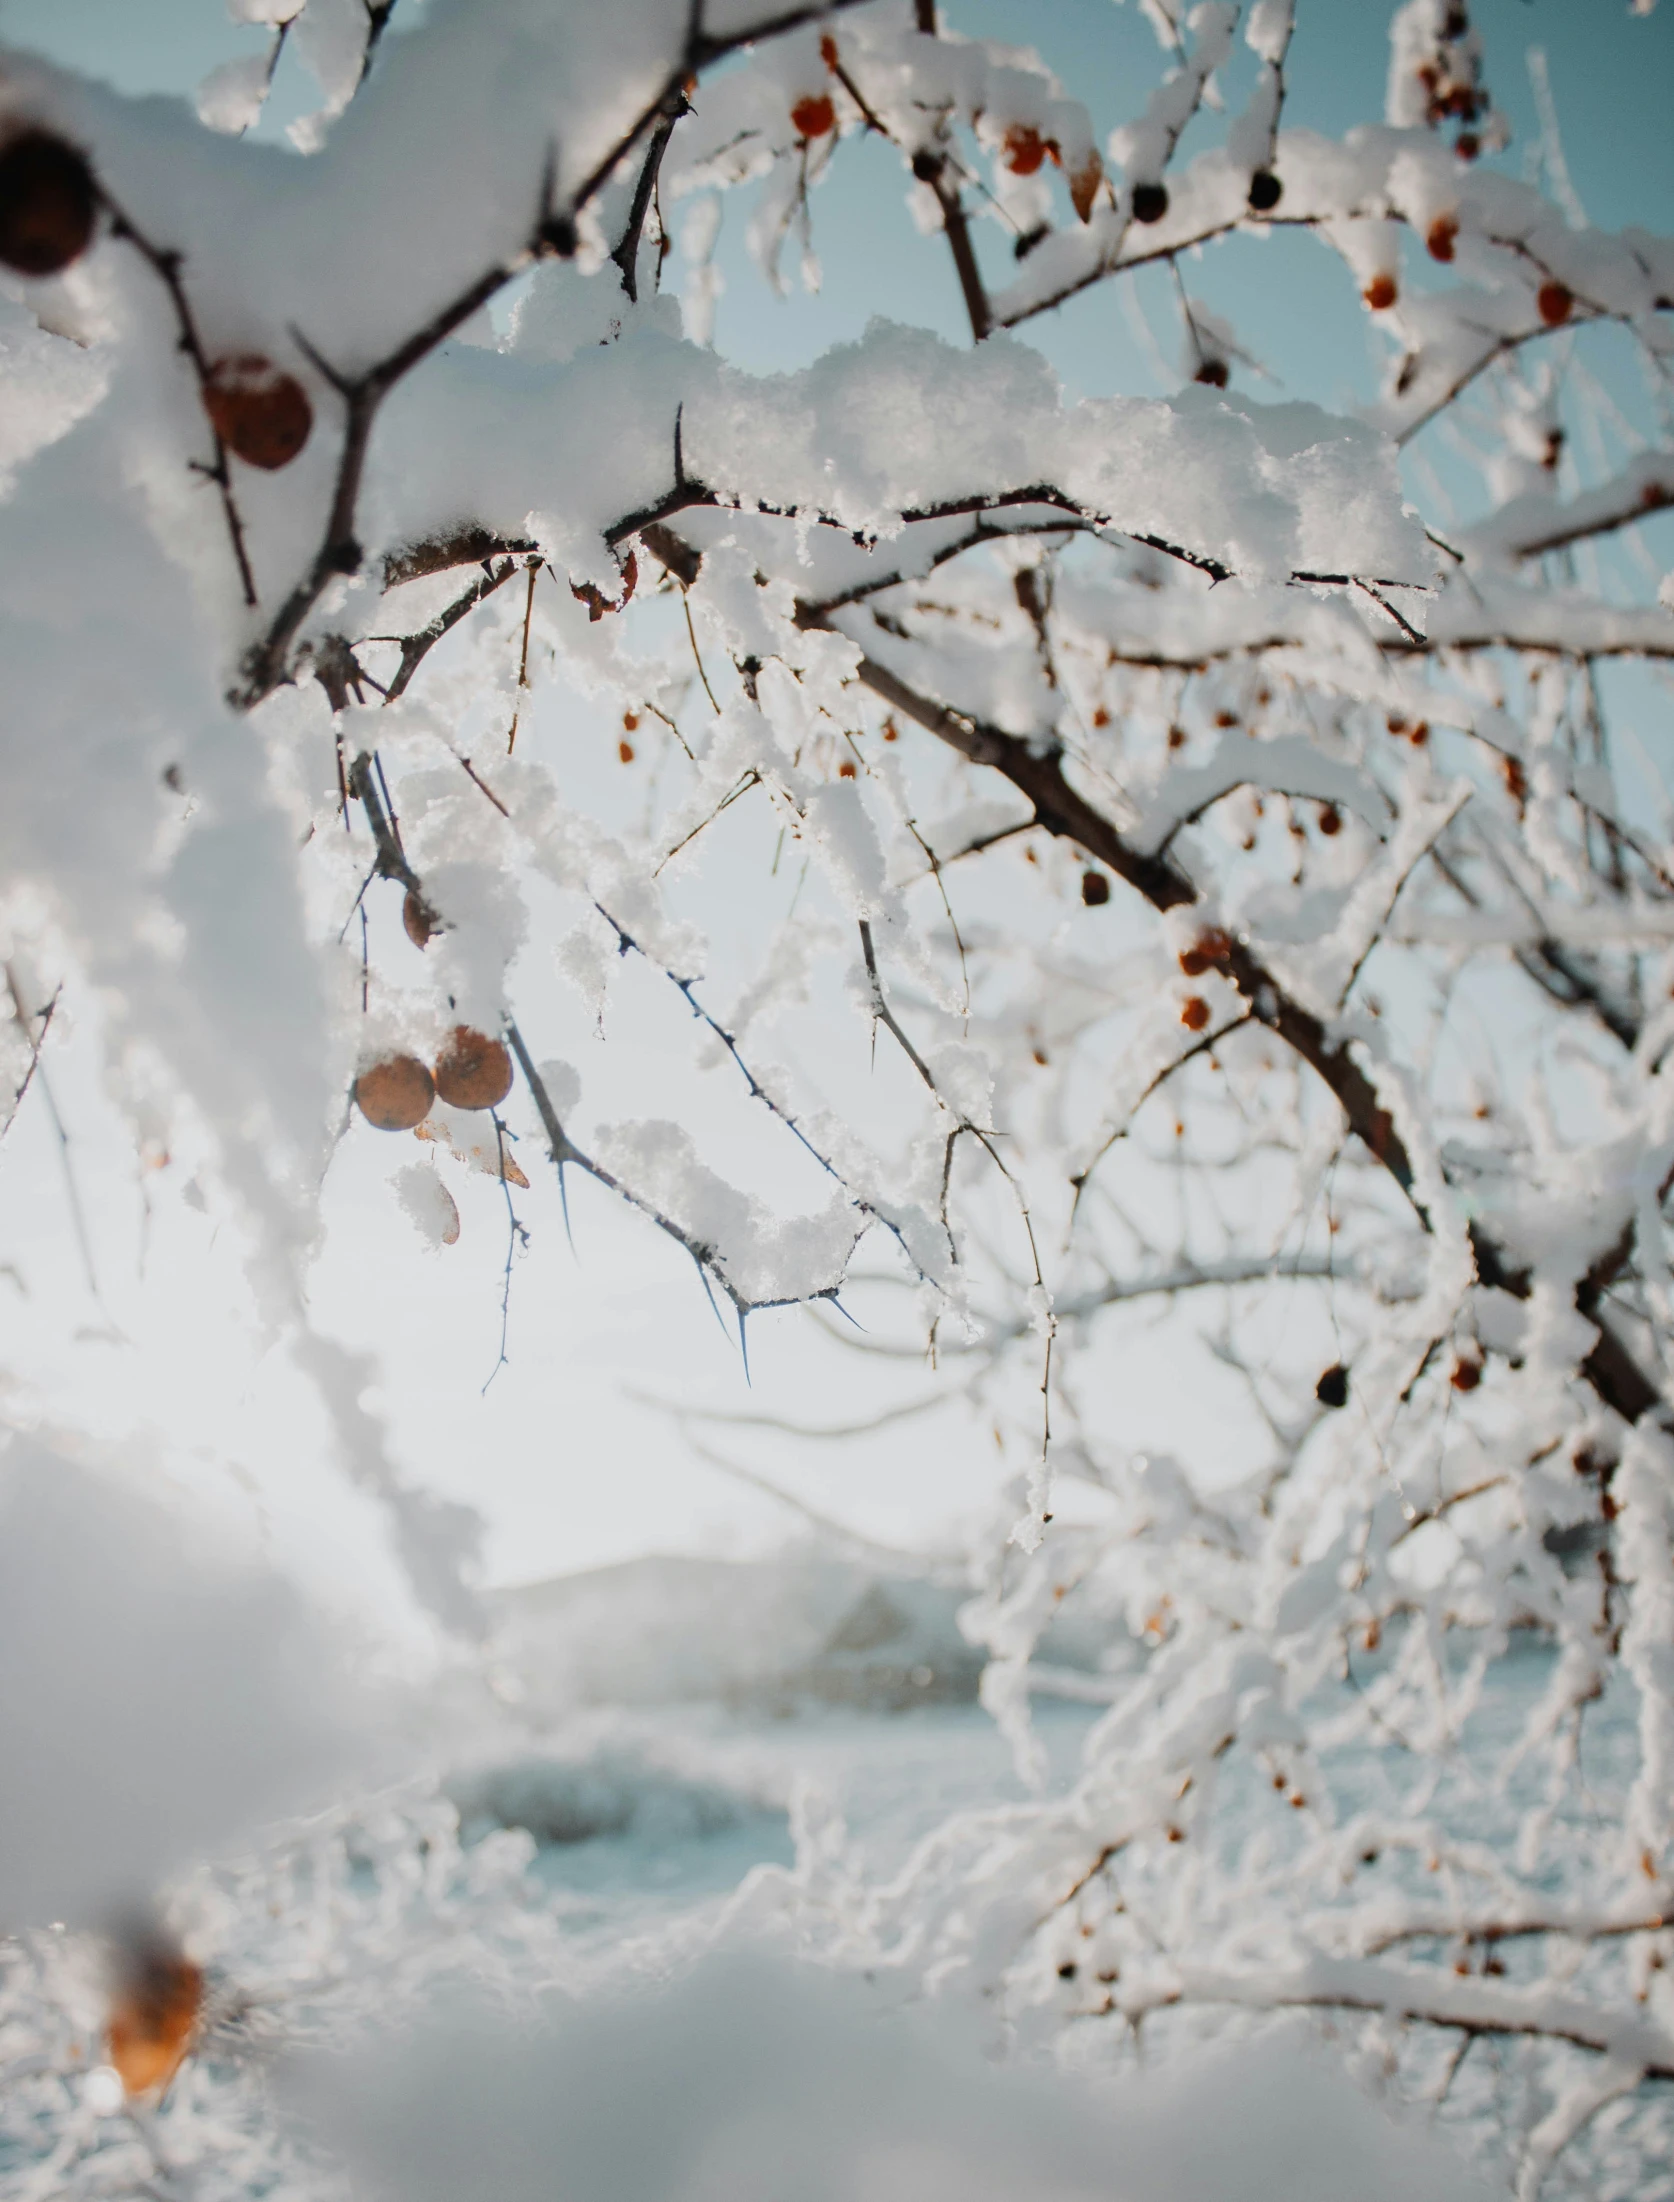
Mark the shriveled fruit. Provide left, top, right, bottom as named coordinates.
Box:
left=1129, top=180, right=1169, bottom=225
left=791, top=93, right=835, bottom=139
left=1180, top=994, right=1210, bottom=1031
left=402, top=889, right=438, bottom=949
left=1318, top=802, right=1342, bottom=836
left=1426, top=215, right=1458, bottom=261
left=1363, top=273, right=1398, bottom=311
left=107, top=1941, right=201, bottom=2099
left=355, top=1053, right=435, bottom=1131
left=1080, top=870, right=1110, bottom=907
left=0, top=131, right=96, bottom=276
left=1537, top=280, right=1572, bottom=327
left=203, top=354, right=313, bottom=470
left=433, top=1026, right=513, bottom=1111
left=1246, top=169, right=1282, bottom=214
left=1179, top=928, right=1232, bottom=977
left=1450, top=1354, right=1483, bottom=1392
left=1194, top=357, right=1229, bottom=387
left=1315, top=1362, right=1350, bottom=1409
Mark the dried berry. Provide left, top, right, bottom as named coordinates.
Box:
left=1455, top=131, right=1479, bottom=161
left=402, top=889, right=438, bottom=949
left=1537, top=280, right=1573, bottom=327
left=203, top=354, right=313, bottom=470
left=1426, top=214, right=1458, bottom=262
left=433, top=1026, right=513, bottom=1112
left=1363, top=273, right=1398, bottom=311
left=1247, top=169, right=1282, bottom=214
left=355, top=1054, right=435, bottom=1131
left=1194, top=357, right=1229, bottom=387
left=0, top=131, right=97, bottom=276
left=1180, top=994, right=1210, bottom=1031
left=1318, top=802, right=1342, bottom=836
left=1450, top=1354, right=1482, bottom=1392
left=1315, top=1362, right=1350, bottom=1409
left=1081, top=870, right=1110, bottom=907
left=619, top=738, right=635, bottom=763
left=1129, top=180, right=1169, bottom=225
left=791, top=93, right=835, bottom=140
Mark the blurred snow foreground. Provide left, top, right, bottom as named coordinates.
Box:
left=1, top=0, right=1674, bottom=2194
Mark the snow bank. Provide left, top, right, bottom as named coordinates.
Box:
left=289, top=1952, right=1494, bottom=2202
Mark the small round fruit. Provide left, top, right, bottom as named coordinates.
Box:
left=1246, top=169, right=1282, bottom=214
left=1130, top=180, right=1169, bottom=225
left=1081, top=869, right=1110, bottom=907
left=1318, top=802, right=1342, bottom=836
left=0, top=131, right=96, bottom=276
left=1450, top=1354, right=1483, bottom=1392
left=1363, top=273, right=1398, bottom=311
left=791, top=93, right=835, bottom=140
left=203, top=354, right=313, bottom=470
left=1537, top=280, right=1572, bottom=327
left=1315, top=1362, right=1350, bottom=1409
left=618, top=738, right=635, bottom=763
left=1003, top=125, right=1049, bottom=176
left=1426, top=215, right=1458, bottom=262
left=1180, top=994, right=1210, bottom=1031
left=355, top=1053, right=434, bottom=1131
left=1455, top=131, right=1479, bottom=162
left=1194, top=357, right=1229, bottom=387
left=433, top=1026, right=513, bottom=1111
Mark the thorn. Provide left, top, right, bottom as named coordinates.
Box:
left=738, top=1304, right=752, bottom=1383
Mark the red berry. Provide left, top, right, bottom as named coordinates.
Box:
left=203, top=354, right=313, bottom=470
left=1003, top=125, right=1050, bottom=176
left=1537, top=280, right=1573, bottom=327
left=1426, top=215, right=1458, bottom=262
left=791, top=94, right=835, bottom=140
left=1364, top=274, right=1398, bottom=311
left=1181, top=995, right=1210, bottom=1031
left=0, top=131, right=96, bottom=277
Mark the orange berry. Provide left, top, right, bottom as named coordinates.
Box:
left=433, top=1026, right=513, bottom=1112
left=623, top=710, right=639, bottom=731
left=1537, top=280, right=1572, bottom=326
left=1091, top=706, right=1110, bottom=727
left=355, top=1054, right=435, bottom=1131
left=1181, top=995, right=1210, bottom=1031
left=0, top=131, right=96, bottom=276
left=819, top=32, right=838, bottom=69
left=837, top=758, right=856, bottom=778
left=1003, top=125, right=1050, bottom=176
left=791, top=93, right=835, bottom=140
left=107, top=1943, right=201, bottom=2100
left=203, top=354, right=312, bottom=470
left=1363, top=274, right=1398, bottom=311
left=619, top=738, right=635, bottom=763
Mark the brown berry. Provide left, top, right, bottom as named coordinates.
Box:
left=1181, top=995, right=1210, bottom=1031
left=791, top=93, right=835, bottom=140
left=1194, top=358, right=1229, bottom=387
left=1426, top=215, right=1458, bottom=262
left=1167, top=724, right=1188, bottom=750
left=1091, top=706, right=1110, bottom=727
left=402, top=889, right=438, bottom=949
left=433, top=1026, right=513, bottom=1112
left=1130, top=180, right=1169, bottom=225
left=202, top=354, right=313, bottom=470
left=837, top=758, right=856, bottom=778
left=1318, top=802, right=1342, bottom=836
left=1455, top=132, right=1479, bottom=161
left=1081, top=870, right=1110, bottom=907
left=1247, top=169, right=1282, bottom=214
left=882, top=722, right=898, bottom=741
left=1450, top=1354, right=1482, bottom=1392
left=1537, top=280, right=1572, bottom=327
left=1363, top=274, right=1398, bottom=311
left=623, top=710, right=639, bottom=731
left=0, top=131, right=96, bottom=277
left=1003, top=124, right=1051, bottom=175
left=355, top=1054, right=435, bottom=1131
left=619, top=738, right=636, bottom=763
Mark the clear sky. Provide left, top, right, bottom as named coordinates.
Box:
left=0, top=0, right=1669, bottom=1608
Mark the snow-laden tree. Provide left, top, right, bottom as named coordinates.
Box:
left=1, top=0, right=1673, bottom=2195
